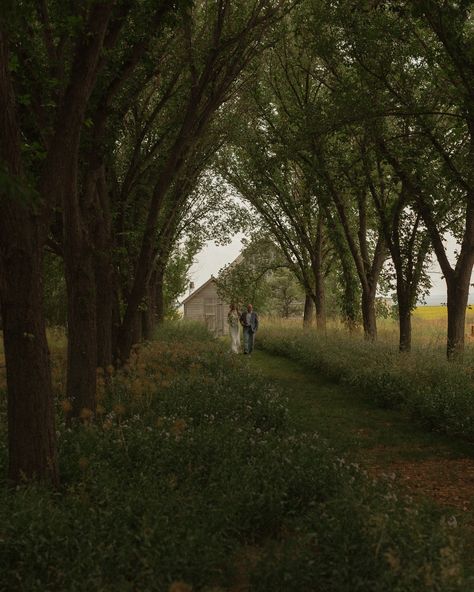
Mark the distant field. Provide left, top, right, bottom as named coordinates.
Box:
left=413, top=305, right=474, bottom=324
left=378, top=305, right=474, bottom=347
left=413, top=305, right=448, bottom=320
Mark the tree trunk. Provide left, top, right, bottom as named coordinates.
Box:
left=446, top=278, right=470, bottom=359
left=303, top=294, right=314, bottom=326
left=155, top=266, right=165, bottom=324
left=397, top=294, right=412, bottom=353
left=132, top=312, right=143, bottom=347
left=314, top=278, right=326, bottom=331
left=112, top=287, right=122, bottom=361
left=64, top=247, right=97, bottom=417
left=338, top=253, right=360, bottom=332
left=0, top=31, right=58, bottom=485
left=1, top=243, right=59, bottom=485
left=96, top=262, right=114, bottom=369
left=361, top=289, right=377, bottom=341
left=142, top=271, right=157, bottom=340
left=312, top=217, right=326, bottom=331
left=94, top=168, right=114, bottom=369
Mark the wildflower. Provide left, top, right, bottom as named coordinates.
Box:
left=79, top=407, right=94, bottom=421
left=168, top=582, right=192, bottom=592
left=96, top=404, right=106, bottom=416
left=60, top=400, right=73, bottom=414
left=78, top=457, right=89, bottom=470
left=131, top=379, right=143, bottom=397
left=106, top=364, right=115, bottom=376
left=171, top=418, right=187, bottom=437
left=384, top=548, right=400, bottom=572
left=113, top=403, right=126, bottom=417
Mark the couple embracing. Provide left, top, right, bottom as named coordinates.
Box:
left=228, top=303, right=259, bottom=355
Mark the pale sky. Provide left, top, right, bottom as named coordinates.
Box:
left=188, top=233, right=474, bottom=305
left=186, top=233, right=245, bottom=295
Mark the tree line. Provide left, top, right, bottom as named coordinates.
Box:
left=214, top=0, right=474, bottom=357
left=0, top=0, right=472, bottom=487
left=0, top=0, right=289, bottom=485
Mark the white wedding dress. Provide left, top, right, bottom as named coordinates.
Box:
left=228, top=312, right=241, bottom=353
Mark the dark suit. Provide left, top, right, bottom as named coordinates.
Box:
left=240, top=310, right=259, bottom=354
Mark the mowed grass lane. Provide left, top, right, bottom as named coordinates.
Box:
left=249, top=349, right=474, bottom=521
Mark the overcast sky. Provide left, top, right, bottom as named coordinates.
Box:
left=187, top=234, right=245, bottom=294
left=188, top=234, right=472, bottom=305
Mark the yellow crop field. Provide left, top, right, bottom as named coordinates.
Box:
left=380, top=305, right=474, bottom=346
left=413, top=305, right=474, bottom=322
left=412, top=305, right=448, bottom=320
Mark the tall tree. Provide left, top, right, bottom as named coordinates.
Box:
left=0, top=27, right=58, bottom=485
left=0, top=0, right=133, bottom=481
left=320, top=0, right=474, bottom=357
left=114, top=0, right=291, bottom=362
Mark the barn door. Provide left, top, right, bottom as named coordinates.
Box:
left=216, top=303, right=224, bottom=336
left=204, top=298, right=217, bottom=333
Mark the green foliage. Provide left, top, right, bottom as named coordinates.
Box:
left=216, top=236, right=305, bottom=315
left=0, top=324, right=467, bottom=591
left=257, top=323, right=474, bottom=440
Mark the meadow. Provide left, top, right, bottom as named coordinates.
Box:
left=0, top=323, right=469, bottom=591
left=256, top=308, right=474, bottom=442
left=375, top=305, right=474, bottom=349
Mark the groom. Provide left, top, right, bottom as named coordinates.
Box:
left=240, top=303, right=259, bottom=355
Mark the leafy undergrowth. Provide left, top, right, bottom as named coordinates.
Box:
left=0, top=323, right=469, bottom=591
left=257, top=323, right=474, bottom=441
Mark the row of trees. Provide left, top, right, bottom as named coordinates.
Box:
left=0, top=0, right=289, bottom=485
left=1, top=0, right=472, bottom=486
left=212, top=0, right=474, bottom=358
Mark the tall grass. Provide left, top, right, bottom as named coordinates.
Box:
left=0, top=322, right=467, bottom=591
left=257, top=320, right=474, bottom=440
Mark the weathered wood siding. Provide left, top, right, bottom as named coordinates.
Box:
left=183, top=280, right=229, bottom=336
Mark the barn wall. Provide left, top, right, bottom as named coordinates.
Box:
left=183, top=281, right=229, bottom=336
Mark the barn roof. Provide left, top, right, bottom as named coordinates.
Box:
left=181, top=277, right=217, bottom=305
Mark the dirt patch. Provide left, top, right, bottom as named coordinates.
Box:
left=368, top=456, right=474, bottom=512
left=229, top=545, right=262, bottom=592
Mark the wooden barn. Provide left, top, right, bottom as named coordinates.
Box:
left=182, top=277, right=229, bottom=336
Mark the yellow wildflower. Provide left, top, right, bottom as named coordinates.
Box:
left=384, top=548, right=400, bottom=572
left=171, top=418, right=187, bottom=437
left=79, top=407, right=94, bottom=421
left=113, top=403, right=126, bottom=417
left=103, top=419, right=113, bottom=431
left=168, top=582, right=192, bottom=592
left=78, top=457, right=89, bottom=470
left=60, top=400, right=73, bottom=414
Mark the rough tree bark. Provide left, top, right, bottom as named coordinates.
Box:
left=94, top=167, right=115, bottom=369
left=0, top=31, right=58, bottom=485
left=59, top=6, right=115, bottom=416
left=312, top=217, right=326, bottom=331
left=303, top=294, right=314, bottom=326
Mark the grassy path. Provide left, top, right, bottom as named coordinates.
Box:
left=250, top=349, right=474, bottom=518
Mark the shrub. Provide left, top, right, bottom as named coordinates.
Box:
left=0, top=323, right=467, bottom=591
left=257, top=323, right=474, bottom=440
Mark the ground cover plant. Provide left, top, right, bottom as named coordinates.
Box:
left=0, top=324, right=468, bottom=591
left=257, top=321, right=474, bottom=442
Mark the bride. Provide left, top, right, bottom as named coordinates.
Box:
left=227, top=304, right=241, bottom=354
